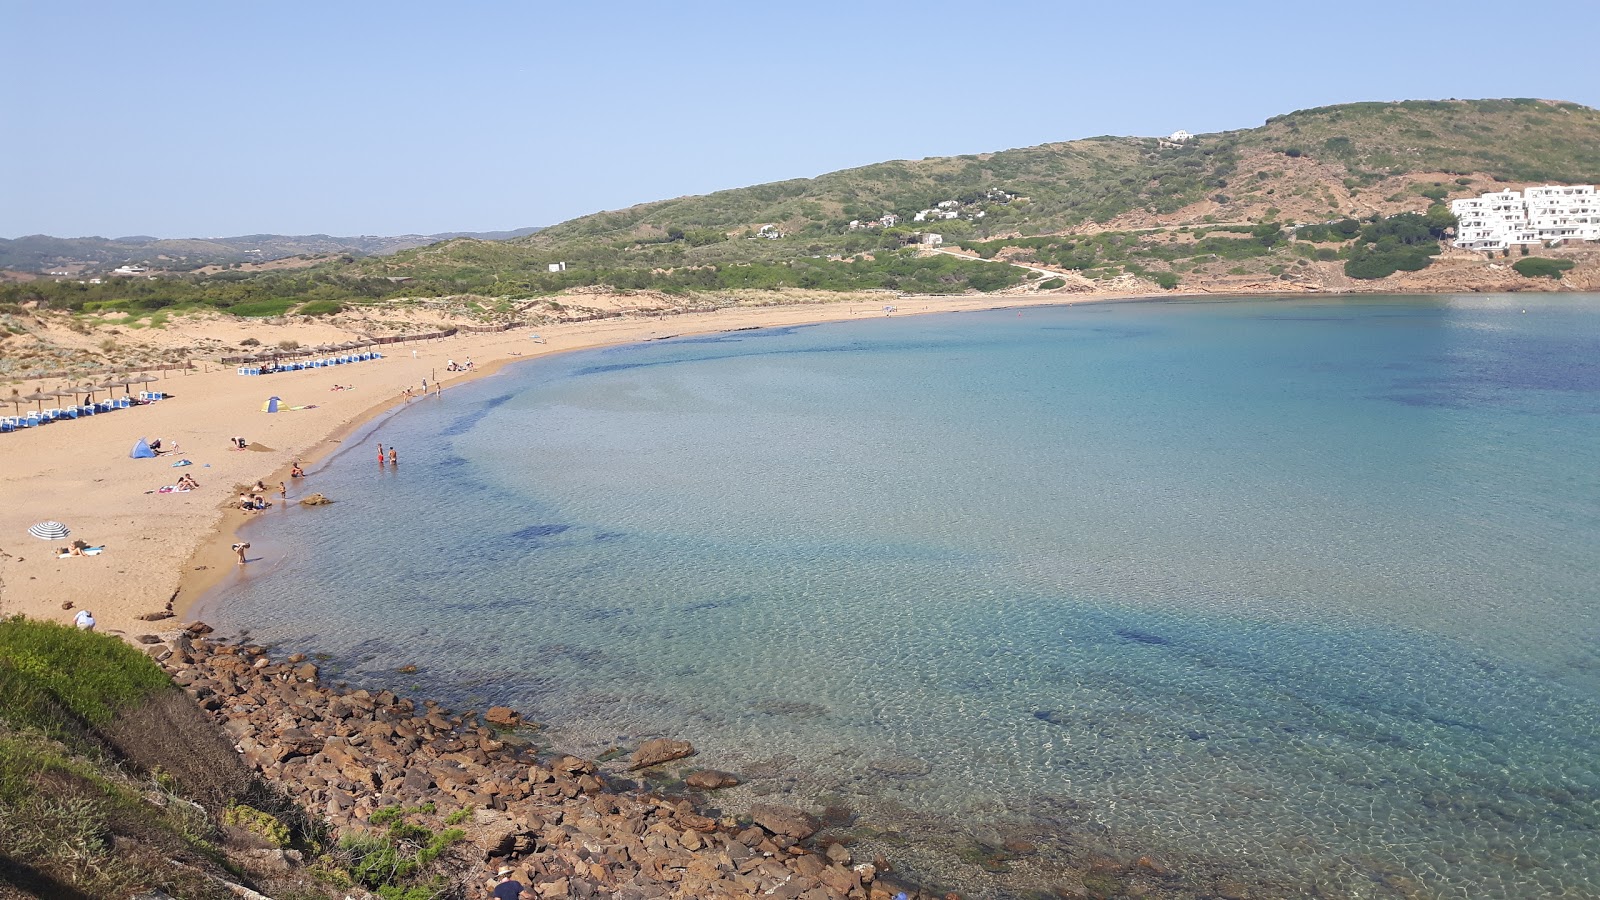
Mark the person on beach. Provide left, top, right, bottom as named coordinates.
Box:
left=388, top=448, right=397, bottom=466
left=237, top=491, right=251, bottom=509
left=178, top=474, right=200, bottom=490
left=233, top=437, right=248, bottom=451
left=232, top=542, right=250, bottom=565
left=73, top=609, right=95, bottom=630
left=278, top=481, right=287, bottom=500
left=377, top=442, right=385, bottom=464
left=290, top=461, right=305, bottom=478
left=252, top=480, right=268, bottom=493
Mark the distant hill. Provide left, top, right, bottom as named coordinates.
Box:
left=513, top=98, right=1600, bottom=245
left=344, top=98, right=1598, bottom=291
left=0, top=227, right=544, bottom=274
left=6, top=98, right=1598, bottom=311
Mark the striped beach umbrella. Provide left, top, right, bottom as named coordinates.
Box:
left=28, top=521, right=70, bottom=541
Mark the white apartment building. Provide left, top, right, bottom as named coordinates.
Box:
left=1452, top=185, right=1599, bottom=250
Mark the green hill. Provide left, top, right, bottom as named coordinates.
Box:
left=7, top=98, right=1598, bottom=313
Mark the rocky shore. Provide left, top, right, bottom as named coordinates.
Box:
left=152, top=626, right=932, bottom=900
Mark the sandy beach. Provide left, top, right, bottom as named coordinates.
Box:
left=0, top=292, right=1145, bottom=637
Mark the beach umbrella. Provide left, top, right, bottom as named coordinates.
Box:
left=94, top=379, right=121, bottom=391
left=131, top=373, right=158, bottom=385
left=28, top=521, right=70, bottom=541
left=22, top=389, right=54, bottom=411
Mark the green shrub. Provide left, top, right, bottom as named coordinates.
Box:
left=296, top=300, right=344, bottom=317
left=223, top=803, right=290, bottom=848
left=1154, top=272, right=1180, bottom=289
left=228, top=299, right=297, bottom=318
left=1038, top=277, right=1066, bottom=289
left=0, top=617, right=170, bottom=730
left=1511, top=257, right=1575, bottom=279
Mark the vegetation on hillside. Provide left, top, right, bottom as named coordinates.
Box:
left=0, top=617, right=468, bottom=900
left=1512, top=257, right=1576, bottom=279
left=4, top=99, right=1597, bottom=315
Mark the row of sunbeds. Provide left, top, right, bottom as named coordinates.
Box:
left=1, top=392, right=166, bottom=433
left=237, top=351, right=383, bottom=376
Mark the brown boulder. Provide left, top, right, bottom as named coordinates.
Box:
left=685, top=769, right=740, bottom=790
left=485, top=706, right=521, bottom=727
left=462, top=808, right=524, bottom=857
left=629, top=738, right=695, bottom=770
left=749, top=803, right=820, bottom=840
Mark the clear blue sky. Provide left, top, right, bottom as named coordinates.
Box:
left=6, top=0, right=1598, bottom=239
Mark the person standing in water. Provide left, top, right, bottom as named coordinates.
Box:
left=388, top=447, right=397, bottom=466
left=377, top=442, right=385, bottom=465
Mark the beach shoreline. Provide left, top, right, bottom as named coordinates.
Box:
left=1, top=290, right=1162, bottom=636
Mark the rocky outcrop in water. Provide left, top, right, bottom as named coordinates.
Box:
left=150, top=631, right=921, bottom=899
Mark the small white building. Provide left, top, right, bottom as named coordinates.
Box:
left=111, top=265, right=148, bottom=276
left=879, top=213, right=899, bottom=227
left=1451, top=185, right=1599, bottom=250
left=919, top=233, right=944, bottom=246
left=548, top=262, right=567, bottom=272
left=1168, top=130, right=1193, bottom=143
left=936, top=200, right=959, bottom=209
left=757, top=224, right=782, bottom=240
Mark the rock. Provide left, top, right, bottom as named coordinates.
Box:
left=463, top=808, right=523, bottom=857
left=136, top=634, right=163, bottom=644
left=185, top=621, right=214, bottom=635
left=292, top=662, right=319, bottom=682
left=825, top=843, right=852, bottom=865
left=485, top=706, right=521, bottom=727
left=685, top=769, right=740, bottom=790
left=138, top=611, right=175, bottom=621
left=749, top=803, right=820, bottom=840
left=629, top=738, right=695, bottom=770
left=62, top=601, right=74, bottom=609
left=299, top=493, right=333, bottom=506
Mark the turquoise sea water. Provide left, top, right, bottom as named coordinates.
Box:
left=207, top=294, right=1600, bottom=898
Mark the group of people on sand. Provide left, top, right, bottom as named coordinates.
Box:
left=176, top=473, right=199, bottom=491
left=236, top=480, right=275, bottom=512
left=445, top=358, right=473, bottom=372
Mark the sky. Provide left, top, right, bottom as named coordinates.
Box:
left=5, top=0, right=1599, bottom=240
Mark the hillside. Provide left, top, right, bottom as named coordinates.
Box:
left=0, top=227, right=543, bottom=276
left=343, top=98, right=1599, bottom=296
left=3, top=98, right=1598, bottom=330
left=512, top=98, right=1600, bottom=243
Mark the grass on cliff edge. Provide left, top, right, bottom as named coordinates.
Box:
left=0, top=617, right=238, bottom=898
left=0, top=615, right=171, bottom=739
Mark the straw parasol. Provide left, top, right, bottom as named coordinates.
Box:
left=22, top=389, right=55, bottom=411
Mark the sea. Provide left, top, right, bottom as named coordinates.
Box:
left=203, top=294, right=1600, bottom=899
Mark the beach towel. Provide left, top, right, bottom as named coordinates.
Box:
left=171, top=459, right=193, bottom=467
left=156, top=485, right=192, bottom=494
left=57, top=546, right=104, bottom=558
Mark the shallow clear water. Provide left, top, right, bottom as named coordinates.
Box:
left=208, top=294, right=1600, bottom=898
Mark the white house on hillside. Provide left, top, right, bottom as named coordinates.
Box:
left=1168, top=130, right=1193, bottom=143
left=1452, top=185, right=1599, bottom=250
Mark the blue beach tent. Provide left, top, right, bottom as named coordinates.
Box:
left=129, top=438, right=155, bottom=458
left=262, top=396, right=281, bottom=413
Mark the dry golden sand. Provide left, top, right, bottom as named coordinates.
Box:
left=0, top=293, right=1147, bottom=637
